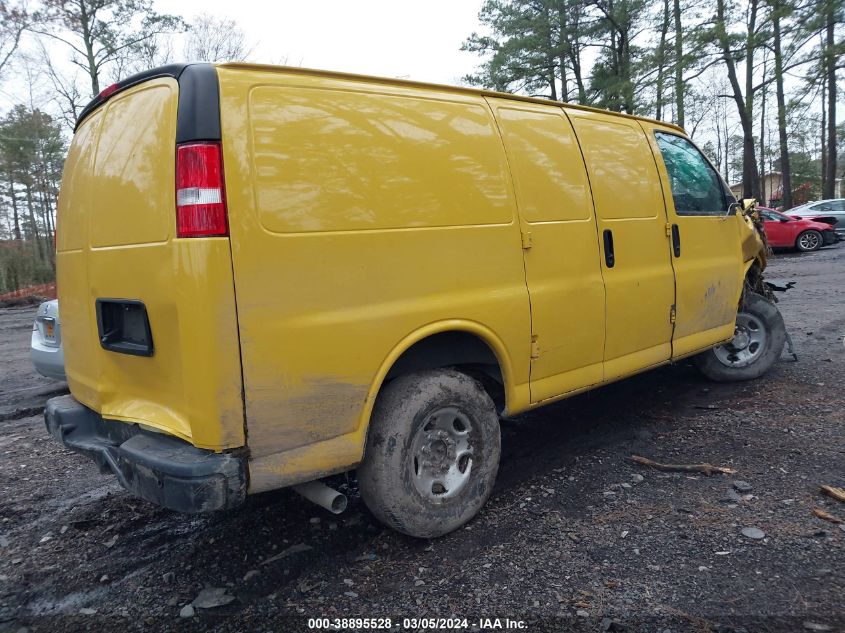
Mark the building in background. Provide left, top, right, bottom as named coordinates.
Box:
left=730, top=172, right=843, bottom=209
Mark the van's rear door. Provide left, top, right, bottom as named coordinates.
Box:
left=57, top=65, right=245, bottom=451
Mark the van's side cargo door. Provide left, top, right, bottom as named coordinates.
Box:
left=645, top=126, right=743, bottom=357
left=488, top=99, right=605, bottom=402
left=568, top=111, right=676, bottom=381
left=218, top=69, right=531, bottom=469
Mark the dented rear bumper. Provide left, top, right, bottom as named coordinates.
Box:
left=45, top=395, right=247, bottom=513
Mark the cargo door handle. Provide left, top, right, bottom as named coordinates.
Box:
left=671, top=224, right=681, bottom=257
left=603, top=229, right=615, bottom=268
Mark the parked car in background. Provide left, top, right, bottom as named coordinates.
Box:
left=759, top=207, right=836, bottom=252
left=788, top=198, right=845, bottom=240
left=31, top=299, right=65, bottom=380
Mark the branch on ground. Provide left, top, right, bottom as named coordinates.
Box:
left=812, top=507, right=843, bottom=524
left=629, top=455, right=736, bottom=476
left=821, top=485, right=845, bottom=504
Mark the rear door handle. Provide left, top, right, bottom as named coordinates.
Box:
left=603, top=229, right=615, bottom=268
left=671, top=223, right=681, bottom=257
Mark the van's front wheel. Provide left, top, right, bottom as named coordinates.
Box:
left=358, top=369, right=500, bottom=538
left=694, top=292, right=786, bottom=382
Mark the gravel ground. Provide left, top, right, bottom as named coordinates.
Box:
left=1, top=246, right=843, bottom=633
left=0, top=303, right=66, bottom=422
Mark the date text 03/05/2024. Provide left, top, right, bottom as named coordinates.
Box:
left=307, top=617, right=528, bottom=630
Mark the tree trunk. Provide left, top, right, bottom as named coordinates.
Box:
left=571, top=47, right=587, bottom=104
left=557, top=4, right=570, bottom=101
left=541, top=4, right=557, bottom=100
left=621, top=30, right=634, bottom=114
left=716, top=0, right=761, bottom=199
left=821, top=75, right=827, bottom=194
left=715, top=115, right=723, bottom=174
left=744, top=0, right=760, bottom=198
left=759, top=54, right=767, bottom=203
left=655, top=0, right=670, bottom=120
left=673, top=0, right=684, bottom=128
left=723, top=109, right=730, bottom=182
left=8, top=170, right=21, bottom=241
left=566, top=2, right=587, bottom=105
left=77, top=0, right=100, bottom=96
left=608, top=3, right=621, bottom=112
left=36, top=172, right=56, bottom=268
left=24, top=181, right=45, bottom=263
left=823, top=0, right=837, bottom=199
left=772, top=1, right=792, bottom=209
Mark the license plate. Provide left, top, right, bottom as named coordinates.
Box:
left=43, top=318, right=55, bottom=340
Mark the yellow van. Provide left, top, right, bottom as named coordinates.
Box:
left=48, top=63, right=783, bottom=537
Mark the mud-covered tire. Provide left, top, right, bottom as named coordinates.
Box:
left=795, top=230, right=823, bottom=252
left=694, top=292, right=786, bottom=382
left=357, top=369, right=500, bottom=538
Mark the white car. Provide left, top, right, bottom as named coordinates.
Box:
left=31, top=299, right=66, bottom=380
left=789, top=199, right=845, bottom=240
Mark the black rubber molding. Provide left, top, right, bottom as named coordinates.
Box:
left=74, top=63, right=221, bottom=144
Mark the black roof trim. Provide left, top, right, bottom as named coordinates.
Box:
left=175, top=64, right=221, bottom=143
left=73, top=63, right=221, bottom=144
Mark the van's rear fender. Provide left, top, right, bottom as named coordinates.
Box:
left=58, top=64, right=245, bottom=451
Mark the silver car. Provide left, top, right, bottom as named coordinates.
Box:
left=789, top=198, right=845, bottom=239
left=31, top=299, right=66, bottom=380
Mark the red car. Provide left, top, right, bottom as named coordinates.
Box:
left=759, top=207, right=836, bottom=252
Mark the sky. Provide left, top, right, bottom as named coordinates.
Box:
left=154, top=0, right=486, bottom=86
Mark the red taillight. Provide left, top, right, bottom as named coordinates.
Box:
left=175, top=142, right=228, bottom=238
left=99, top=83, right=119, bottom=100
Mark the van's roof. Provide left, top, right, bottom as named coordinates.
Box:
left=218, top=62, right=687, bottom=135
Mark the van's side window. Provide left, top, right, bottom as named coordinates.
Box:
left=655, top=132, right=725, bottom=216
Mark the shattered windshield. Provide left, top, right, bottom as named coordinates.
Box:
left=655, top=132, right=725, bottom=216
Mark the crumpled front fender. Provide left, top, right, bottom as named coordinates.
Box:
left=735, top=198, right=774, bottom=301
left=737, top=199, right=768, bottom=271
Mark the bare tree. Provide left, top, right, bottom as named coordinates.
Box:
left=33, top=0, right=183, bottom=97
left=111, top=32, right=173, bottom=78
left=0, top=1, right=30, bottom=76
left=34, top=39, right=85, bottom=129
left=183, top=13, right=252, bottom=63
left=713, top=0, right=763, bottom=199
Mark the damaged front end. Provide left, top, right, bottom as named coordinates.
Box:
left=734, top=198, right=797, bottom=360
left=736, top=198, right=772, bottom=300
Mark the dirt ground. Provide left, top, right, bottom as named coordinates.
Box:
left=1, top=246, right=843, bottom=633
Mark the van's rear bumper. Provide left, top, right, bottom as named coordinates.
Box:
left=45, top=395, right=247, bottom=513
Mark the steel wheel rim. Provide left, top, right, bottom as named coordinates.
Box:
left=713, top=312, right=768, bottom=368
left=410, top=406, right=474, bottom=503
left=799, top=232, right=820, bottom=250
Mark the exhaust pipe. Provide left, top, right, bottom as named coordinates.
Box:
left=293, top=480, right=347, bottom=514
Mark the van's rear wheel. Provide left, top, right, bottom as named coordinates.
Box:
left=358, top=369, right=500, bottom=538
left=694, top=292, right=786, bottom=382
